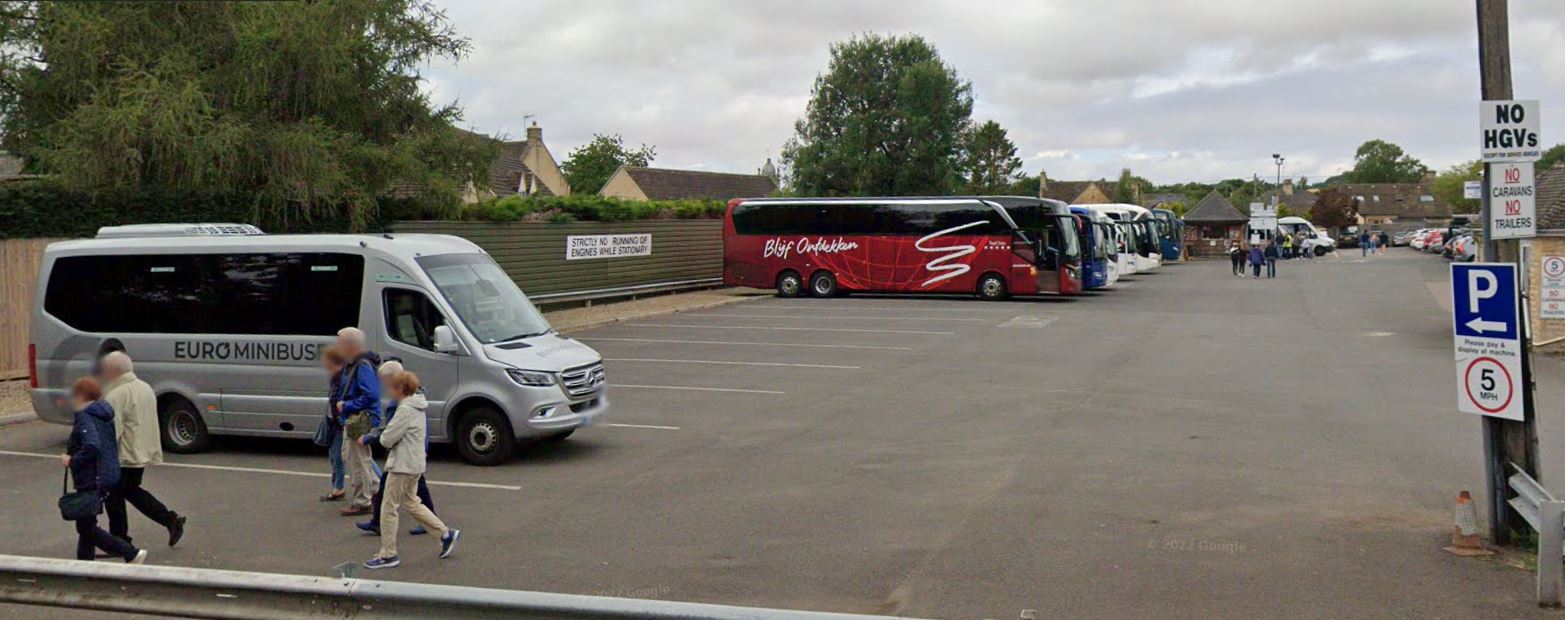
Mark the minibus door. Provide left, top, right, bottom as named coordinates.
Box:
left=373, top=284, right=460, bottom=441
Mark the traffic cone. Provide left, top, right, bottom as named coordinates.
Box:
left=1445, top=490, right=1494, bottom=556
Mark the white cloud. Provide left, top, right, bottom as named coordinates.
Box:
left=423, top=0, right=1565, bottom=185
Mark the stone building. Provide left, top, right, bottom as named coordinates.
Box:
left=1181, top=190, right=1246, bottom=257
left=1525, top=161, right=1565, bottom=353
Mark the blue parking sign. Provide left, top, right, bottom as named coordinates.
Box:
left=1452, top=263, right=1519, bottom=340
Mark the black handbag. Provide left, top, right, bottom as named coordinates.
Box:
left=313, top=415, right=334, bottom=447
left=58, top=470, right=102, bottom=521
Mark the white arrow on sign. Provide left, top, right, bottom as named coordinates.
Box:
left=1466, top=317, right=1507, bottom=333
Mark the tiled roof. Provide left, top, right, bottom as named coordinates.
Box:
left=616, top=166, right=777, bottom=201
left=1039, top=180, right=1094, bottom=204
left=1334, top=182, right=1450, bottom=219
left=1254, top=188, right=1316, bottom=211
left=1183, top=190, right=1245, bottom=223
left=1539, top=163, right=1565, bottom=231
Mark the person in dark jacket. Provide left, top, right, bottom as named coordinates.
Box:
left=320, top=346, right=348, bottom=502
left=357, top=360, right=437, bottom=536
left=336, top=328, right=383, bottom=516
left=62, top=377, right=145, bottom=564
left=1228, top=242, right=1244, bottom=276
left=1263, top=242, right=1279, bottom=278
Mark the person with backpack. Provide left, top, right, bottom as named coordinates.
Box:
left=1264, top=242, right=1279, bottom=278
left=62, top=377, right=146, bottom=564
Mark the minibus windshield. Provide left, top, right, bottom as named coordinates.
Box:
left=418, top=253, right=553, bottom=344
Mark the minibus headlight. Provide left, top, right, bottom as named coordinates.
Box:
left=506, top=369, right=555, bottom=387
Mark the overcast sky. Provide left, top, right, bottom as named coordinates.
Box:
left=421, top=0, right=1565, bottom=186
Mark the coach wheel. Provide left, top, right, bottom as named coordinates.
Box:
left=977, top=273, right=1009, bottom=301
left=456, top=406, right=515, bottom=466
left=775, top=271, right=803, bottom=298
left=160, top=397, right=211, bottom=454
left=809, top=271, right=838, bottom=298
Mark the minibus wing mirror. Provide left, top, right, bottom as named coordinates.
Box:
left=433, top=325, right=460, bottom=354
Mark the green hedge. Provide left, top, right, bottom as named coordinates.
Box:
left=0, top=180, right=390, bottom=238
left=456, top=195, right=725, bottom=223
left=0, top=181, right=725, bottom=239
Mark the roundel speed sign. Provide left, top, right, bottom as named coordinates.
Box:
left=1463, top=356, right=1514, bottom=415
left=1544, top=256, right=1565, bottom=279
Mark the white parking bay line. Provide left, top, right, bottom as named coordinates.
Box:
left=696, top=313, right=988, bottom=322
left=617, top=384, right=785, bottom=395
left=582, top=337, right=911, bottom=351
left=604, top=422, right=682, bottom=431
left=606, top=358, right=860, bottom=369
left=0, top=449, right=520, bottom=491
left=628, top=323, right=953, bottom=336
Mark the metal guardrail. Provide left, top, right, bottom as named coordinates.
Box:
left=0, top=554, right=919, bottom=620
left=1506, top=464, right=1565, bottom=607
left=529, top=277, right=724, bottom=306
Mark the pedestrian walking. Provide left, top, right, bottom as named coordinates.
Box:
left=362, top=371, right=460, bottom=570
left=1229, top=241, right=1244, bottom=276
left=1248, top=245, right=1264, bottom=278
left=1379, top=231, right=1390, bottom=255
left=318, top=346, right=348, bottom=503
left=62, top=377, right=146, bottom=564
left=100, top=352, right=185, bottom=548
left=1264, top=242, right=1279, bottom=278
left=1359, top=230, right=1371, bottom=257
left=357, top=360, right=437, bottom=537
left=336, top=327, right=383, bottom=517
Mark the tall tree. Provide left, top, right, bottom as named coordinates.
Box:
left=1343, top=139, right=1427, bottom=183
left=561, top=134, right=656, bottom=195
left=961, top=120, right=1022, bottom=194
left=1539, top=143, right=1565, bottom=170
left=1111, top=168, right=1142, bottom=203
left=1310, top=187, right=1357, bottom=230
left=0, top=0, right=492, bottom=227
left=781, top=33, right=973, bottom=196
left=1431, top=159, right=1482, bottom=214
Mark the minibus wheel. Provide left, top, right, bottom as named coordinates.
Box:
left=456, top=406, right=514, bottom=466
left=977, top=273, right=1008, bottom=301
left=808, top=271, right=838, bottom=298
left=775, top=271, right=803, bottom=298
left=159, top=397, right=210, bottom=454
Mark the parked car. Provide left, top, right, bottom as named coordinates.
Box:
left=1392, top=229, right=1423, bottom=247
left=1420, top=230, right=1446, bottom=252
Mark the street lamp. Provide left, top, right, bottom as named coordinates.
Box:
left=1271, top=153, right=1285, bottom=207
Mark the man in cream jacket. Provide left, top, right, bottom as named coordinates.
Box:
left=100, top=352, right=186, bottom=547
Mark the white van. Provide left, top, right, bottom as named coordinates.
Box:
left=1276, top=216, right=1337, bottom=255
left=29, top=224, right=608, bottom=465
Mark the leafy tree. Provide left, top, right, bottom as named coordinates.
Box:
left=1009, top=173, right=1040, bottom=197
left=0, top=0, right=491, bottom=227
left=1539, top=143, right=1565, bottom=170
left=1310, top=187, right=1357, bottom=231
left=1431, top=159, right=1482, bottom=214
left=1111, top=168, right=1141, bottom=203
left=561, top=133, right=656, bottom=195
left=960, top=120, right=1022, bottom=194
left=782, top=33, right=973, bottom=196
left=1344, top=139, right=1427, bottom=183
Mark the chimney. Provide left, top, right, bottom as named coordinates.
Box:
left=1282, top=178, right=1294, bottom=196
left=1039, top=170, right=1049, bottom=197
left=526, top=121, right=543, bottom=144
left=1423, top=168, right=1436, bottom=184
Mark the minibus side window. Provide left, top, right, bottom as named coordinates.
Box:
left=383, top=289, right=447, bottom=351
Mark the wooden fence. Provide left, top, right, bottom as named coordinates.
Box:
left=1, top=238, right=61, bottom=379
left=391, top=220, right=724, bottom=298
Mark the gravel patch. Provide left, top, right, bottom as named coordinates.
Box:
left=0, top=379, right=33, bottom=418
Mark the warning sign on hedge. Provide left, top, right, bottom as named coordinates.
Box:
left=566, top=234, right=652, bottom=260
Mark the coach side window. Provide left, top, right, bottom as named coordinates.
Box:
left=384, top=289, right=448, bottom=351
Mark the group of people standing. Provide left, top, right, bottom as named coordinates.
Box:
left=316, top=327, right=460, bottom=570
left=1227, top=240, right=1281, bottom=279
left=1359, top=230, right=1390, bottom=256
left=61, top=351, right=185, bottom=564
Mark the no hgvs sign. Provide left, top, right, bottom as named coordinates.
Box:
left=1480, top=100, right=1541, bottom=163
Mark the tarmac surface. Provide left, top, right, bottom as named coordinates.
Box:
left=4, top=248, right=1565, bottom=619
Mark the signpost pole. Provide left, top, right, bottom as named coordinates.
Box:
left=1475, top=0, right=1539, bottom=546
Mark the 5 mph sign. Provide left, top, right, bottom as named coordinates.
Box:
left=1451, top=263, right=1524, bottom=421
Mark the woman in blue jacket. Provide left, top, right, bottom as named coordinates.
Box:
left=62, top=377, right=145, bottom=564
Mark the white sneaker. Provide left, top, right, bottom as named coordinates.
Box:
left=128, top=549, right=148, bottom=565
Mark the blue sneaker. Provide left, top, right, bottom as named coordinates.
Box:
left=355, top=520, right=380, bottom=536
left=439, top=529, right=460, bottom=559
left=410, top=525, right=427, bottom=536
left=362, top=556, right=399, bottom=570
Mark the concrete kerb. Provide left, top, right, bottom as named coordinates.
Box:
left=0, top=412, right=36, bottom=427
left=550, top=292, right=769, bottom=335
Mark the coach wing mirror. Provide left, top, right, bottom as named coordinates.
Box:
left=433, top=325, right=460, bottom=354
